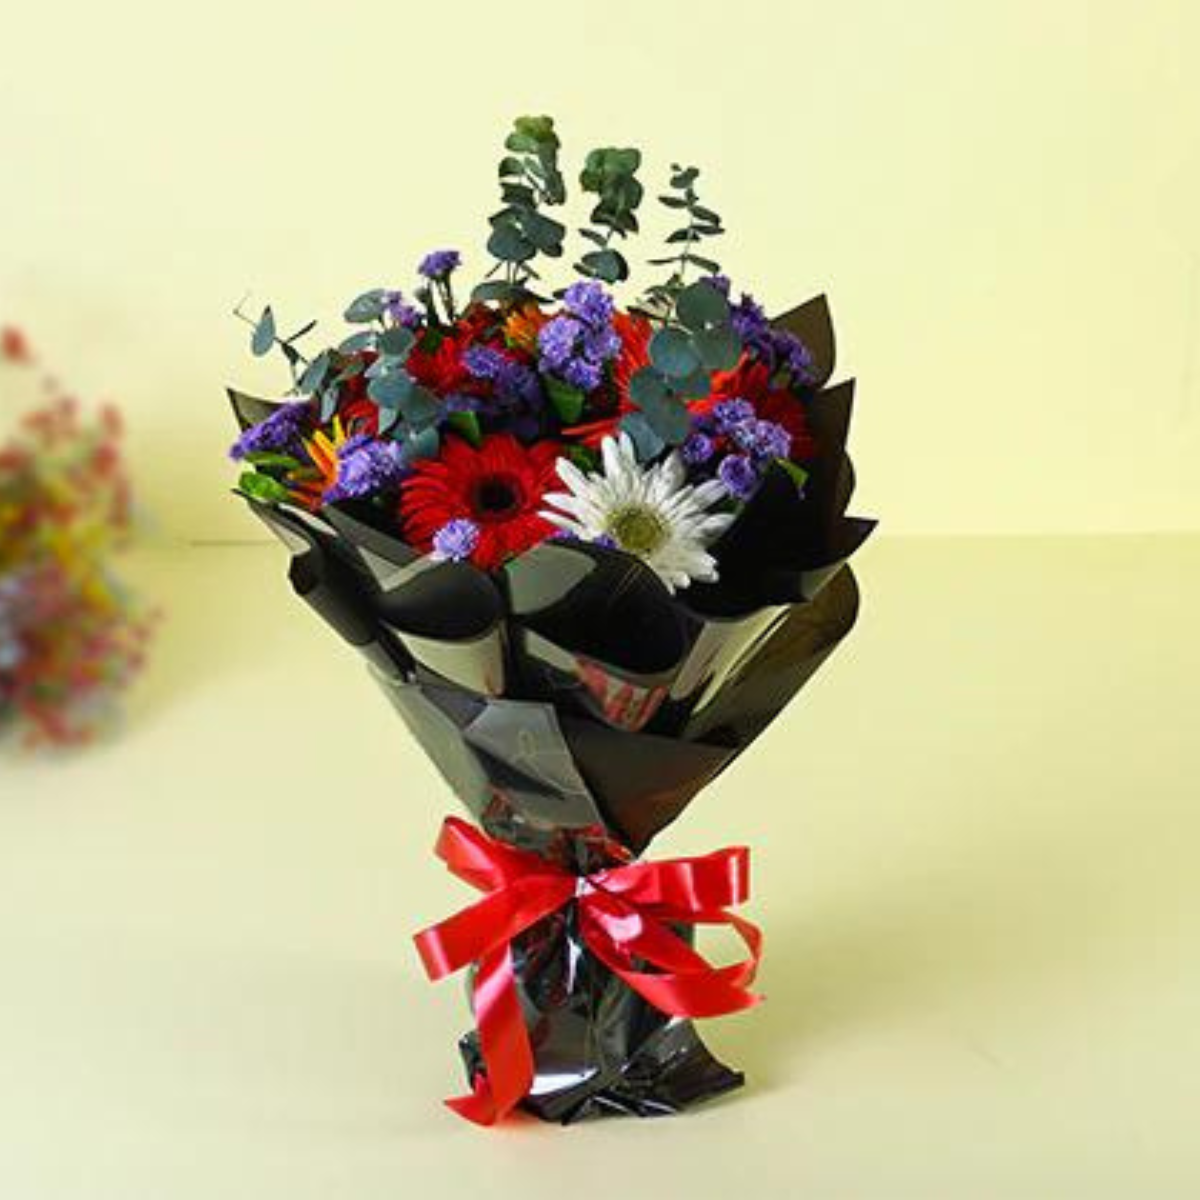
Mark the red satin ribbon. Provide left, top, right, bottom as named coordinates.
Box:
left=413, top=816, right=763, bottom=1125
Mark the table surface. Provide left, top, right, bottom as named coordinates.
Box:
left=2, top=535, right=1198, bottom=1200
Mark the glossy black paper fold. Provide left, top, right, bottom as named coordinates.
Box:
left=228, top=294, right=871, bottom=1123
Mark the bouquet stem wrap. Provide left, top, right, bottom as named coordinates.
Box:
left=415, top=816, right=762, bottom=1125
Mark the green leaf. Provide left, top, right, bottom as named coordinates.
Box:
left=649, top=328, right=701, bottom=378
left=238, top=470, right=290, bottom=503
left=693, top=326, right=742, bottom=372
left=498, top=155, right=524, bottom=177
left=251, top=307, right=276, bottom=356
left=775, top=458, right=809, bottom=491
left=298, top=349, right=331, bottom=395
left=379, top=326, right=414, bottom=357
left=676, top=367, right=711, bottom=400
left=670, top=166, right=699, bottom=189
left=658, top=195, right=689, bottom=209
left=676, top=280, right=730, bottom=331
left=689, top=255, right=722, bottom=274
left=376, top=405, right=400, bottom=436
left=690, top=205, right=721, bottom=224
left=667, top=229, right=696, bottom=244
left=244, top=451, right=301, bottom=471
left=344, top=289, right=388, bottom=323
left=545, top=375, right=585, bottom=424
left=447, top=409, right=482, bottom=447
left=286, top=318, right=317, bottom=343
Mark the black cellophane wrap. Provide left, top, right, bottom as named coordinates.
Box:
left=229, top=295, right=872, bottom=1123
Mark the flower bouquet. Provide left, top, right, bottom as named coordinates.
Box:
left=226, top=117, right=872, bottom=1125
left=1, top=329, right=153, bottom=746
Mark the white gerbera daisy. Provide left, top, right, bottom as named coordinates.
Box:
left=540, top=433, right=734, bottom=593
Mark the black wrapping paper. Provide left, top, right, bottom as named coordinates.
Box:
left=230, top=295, right=871, bottom=1122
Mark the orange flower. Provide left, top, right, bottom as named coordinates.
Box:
left=502, top=304, right=549, bottom=354
left=287, top=417, right=349, bottom=510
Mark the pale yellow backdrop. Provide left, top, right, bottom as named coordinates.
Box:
left=2, top=0, right=1198, bottom=540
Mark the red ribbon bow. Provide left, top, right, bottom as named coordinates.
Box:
left=413, top=816, right=763, bottom=1125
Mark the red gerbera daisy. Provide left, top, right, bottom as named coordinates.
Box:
left=400, top=434, right=562, bottom=570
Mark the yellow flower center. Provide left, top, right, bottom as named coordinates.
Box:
left=606, top=504, right=668, bottom=556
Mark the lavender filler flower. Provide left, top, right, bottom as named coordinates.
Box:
left=229, top=401, right=311, bottom=461
left=431, top=518, right=480, bottom=562
left=717, top=453, right=760, bottom=502
left=418, top=249, right=462, bottom=280
left=324, top=435, right=408, bottom=504
left=537, top=281, right=621, bottom=394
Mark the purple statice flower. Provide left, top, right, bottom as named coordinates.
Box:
left=442, top=393, right=479, bottom=414
left=733, top=418, right=792, bottom=461
left=711, top=398, right=756, bottom=434
left=581, top=322, right=622, bottom=363
left=431, top=518, right=480, bottom=563
left=418, top=249, right=461, bottom=280
left=560, top=357, right=603, bottom=392
left=717, top=453, right=760, bottom=501
left=493, top=358, right=542, bottom=408
left=228, top=401, right=311, bottom=461
left=538, top=283, right=621, bottom=395
left=772, top=329, right=816, bottom=384
left=681, top=431, right=716, bottom=466
left=323, top=434, right=407, bottom=503
left=730, top=293, right=769, bottom=344
left=562, top=280, right=616, bottom=328
left=592, top=532, right=619, bottom=550
left=463, top=345, right=506, bottom=381
left=706, top=274, right=732, bottom=297
left=464, top=346, right=543, bottom=412
left=383, top=289, right=422, bottom=329
left=537, top=316, right=579, bottom=373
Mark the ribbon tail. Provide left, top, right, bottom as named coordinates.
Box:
left=445, top=943, right=534, bottom=1126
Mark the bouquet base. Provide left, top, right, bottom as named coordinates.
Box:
left=460, top=1019, right=743, bottom=1125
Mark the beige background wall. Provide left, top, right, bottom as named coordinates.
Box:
left=2, top=0, right=1198, bottom=541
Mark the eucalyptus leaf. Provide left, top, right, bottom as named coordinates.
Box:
left=319, top=386, right=339, bottom=422
left=628, top=367, right=671, bottom=410
left=298, top=349, right=331, bottom=395
left=379, top=326, right=414, bottom=357
left=376, top=405, right=400, bottom=436
left=367, top=371, right=412, bottom=410
left=649, top=328, right=701, bottom=378
left=578, top=248, right=626, bottom=283
left=676, top=280, right=730, bottom=330
left=488, top=223, right=535, bottom=263
left=693, top=326, right=742, bottom=371
left=251, top=307, right=276, bottom=357
left=621, top=412, right=666, bottom=461
left=344, top=289, right=388, bottom=323
left=404, top=424, right=440, bottom=462
left=339, top=331, right=377, bottom=355
left=638, top=390, right=690, bottom=444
